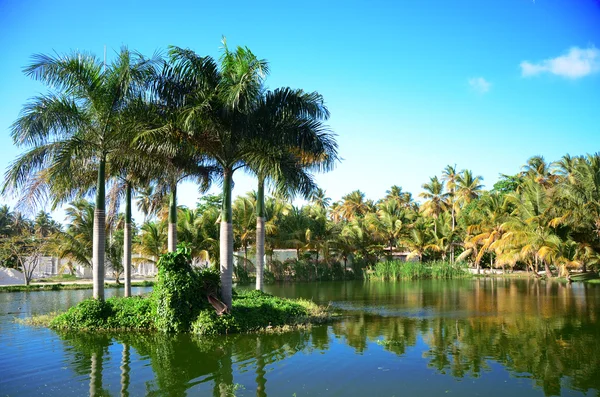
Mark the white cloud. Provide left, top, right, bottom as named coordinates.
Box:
left=520, top=46, right=600, bottom=79
left=468, top=77, right=491, bottom=93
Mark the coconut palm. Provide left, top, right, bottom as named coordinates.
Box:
left=4, top=48, right=153, bottom=300
left=420, top=176, right=449, bottom=234
left=0, top=205, right=15, bottom=237
left=367, top=198, right=411, bottom=254
left=310, top=188, right=332, bottom=210
left=135, top=221, right=167, bottom=264
left=522, top=155, right=558, bottom=188
left=334, top=190, right=374, bottom=222
left=455, top=169, right=484, bottom=206
left=442, top=165, right=459, bottom=262
left=384, top=185, right=416, bottom=210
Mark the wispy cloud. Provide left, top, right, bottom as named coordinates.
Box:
left=468, top=77, right=491, bottom=94
left=520, top=46, right=600, bottom=79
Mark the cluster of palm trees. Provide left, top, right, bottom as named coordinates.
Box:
left=3, top=41, right=338, bottom=308
left=127, top=153, right=599, bottom=283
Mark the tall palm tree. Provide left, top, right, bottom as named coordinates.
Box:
left=334, top=190, right=373, bottom=222
left=455, top=169, right=484, bottom=206
left=310, top=188, right=332, bottom=210
left=420, top=176, right=449, bottom=234
left=251, top=88, right=337, bottom=291
left=4, top=48, right=151, bottom=300
left=522, top=155, right=558, bottom=188
left=442, top=165, right=459, bottom=262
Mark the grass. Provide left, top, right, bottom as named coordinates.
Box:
left=367, top=260, right=470, bottom=281
left=34, top=274, right=78, bottom=283
left=0, top=280, right=154, bottom=293
left=192, top=290, right=333, bottom=335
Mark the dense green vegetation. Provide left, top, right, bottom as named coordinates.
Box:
left=41, top=247, right=330, bottom=333
left=367, top=260, right=469, bottom=280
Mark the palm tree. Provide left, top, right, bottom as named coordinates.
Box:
left=367, top=199, right=411, bottom=254
left=4, top=48, right=152, bottom=300
left=0, top=205, right=15, bottom=237
left=442, top=165, right=459, bottom=262
left=233, top=194, right=256, bottom=270
left=522, top=155, right=558, bottom=188
left=384, top=185, right=415, bottom=209
left=455, top=169, right=484, bottom=206
left=52, top=200, right=95, bottom=269
left=310, top=188, right=332, bottom=210
left=135, top=221, right=167, bottom=264
left=403, top=219, right=437, bottom=262
left=334, top=190, right=373, bottom=222
left=465, top=193, right=507, bottom=273
left=420, top=176, right=449, bottom=234
left=251, top=88, right=337, bottom=291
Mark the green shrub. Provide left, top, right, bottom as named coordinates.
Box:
left=153, top=245, right=216, bottom=332
left=50, top=296, right=156, bottom=331
left=106, top=296, right=155, bottom=329
left=51, top=298, right=113, bottom=330
left=191, top=290, right=310, bottom=335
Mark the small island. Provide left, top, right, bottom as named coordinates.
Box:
left=26, top=246, right=331, bottom=335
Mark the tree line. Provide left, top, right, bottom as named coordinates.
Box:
left=4, top=152, right=598, bottom=287
left=131, top=153, right=600, bottom=280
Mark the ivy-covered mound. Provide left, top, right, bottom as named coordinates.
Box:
left=47, top=246, right=330, bottom=333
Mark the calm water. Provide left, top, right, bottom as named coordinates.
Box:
left=1, top=279, right=599, bottom=396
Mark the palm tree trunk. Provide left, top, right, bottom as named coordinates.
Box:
left=123, top=183, right=132, bottom=297
left=255, top=337, right=266, bottom=397
left=168, top=184, right=177, bottom=252
left=120, top=343, right=130, bottom=397
left=93, top=158, right=106, bottom=300
left=256, top=177, right=265, bottom=291
left=451, top=203, right=455, bottom=263
left=544, top=261, right=553, bottom=278
left=220, top=168, right=234, bottom=309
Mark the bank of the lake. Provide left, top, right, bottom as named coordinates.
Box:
left=0, top=280, right=155, bottom=292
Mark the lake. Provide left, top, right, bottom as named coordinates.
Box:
left=1, top=279, right=599, bottom=396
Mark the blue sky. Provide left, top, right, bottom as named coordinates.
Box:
left=1, top=0, right=599, bottom=223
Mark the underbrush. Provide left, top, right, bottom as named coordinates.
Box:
left=192, top=289, right=329, bottom=335
left=50, top=296, right=156, bottom=331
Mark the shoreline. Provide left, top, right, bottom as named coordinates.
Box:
left=0, top=279, right=155, bottom=292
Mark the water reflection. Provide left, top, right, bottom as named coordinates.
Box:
left=52, top=279, right=599, bottom=397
